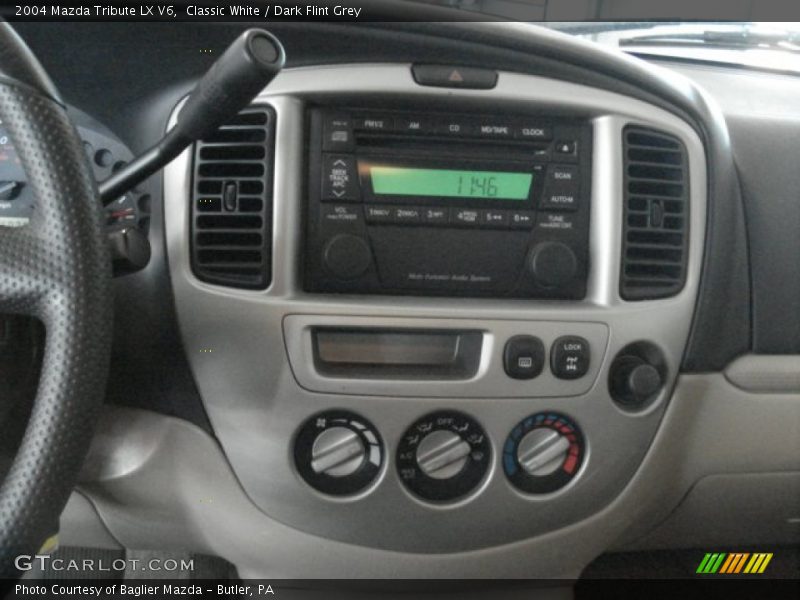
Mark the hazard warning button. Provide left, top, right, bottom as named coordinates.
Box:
left=411, top=64, right=498, bottom=89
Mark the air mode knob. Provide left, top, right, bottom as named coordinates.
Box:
left=322, top=234, right=371, bottom=280
left=527, top=241, right=577, bottom=288
left=396, top=411, right=491, bottom=503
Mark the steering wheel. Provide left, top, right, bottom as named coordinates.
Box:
left=0, top=23, right=111, bottom=575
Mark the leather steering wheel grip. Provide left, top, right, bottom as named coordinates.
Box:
left=0, top=23, right=112, bottom=575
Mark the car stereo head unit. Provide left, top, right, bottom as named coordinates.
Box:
left=304, top=108, right=592, bottom=299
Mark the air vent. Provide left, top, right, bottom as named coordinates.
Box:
left=191, top=107, right=274, bottom=289
left=621, top=126, right=689, bottom=300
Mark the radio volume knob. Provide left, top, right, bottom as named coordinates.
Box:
left=528, top=241, right=577, bottom=288
left=323, top=234, right=372, bottom=280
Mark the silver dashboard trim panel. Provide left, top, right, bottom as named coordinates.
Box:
left=163, top=64, right=707, bottom=553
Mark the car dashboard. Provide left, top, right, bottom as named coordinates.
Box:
left=2, top=21, right=798, bottom=580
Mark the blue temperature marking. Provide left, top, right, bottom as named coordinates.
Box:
left=503, top=453, right=517, bottom=475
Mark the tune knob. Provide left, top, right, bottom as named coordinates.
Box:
left=503, top=412, right=585, bottom=494
left=322, top=234, right=371, bottom=280
left=609, top=355, right=663, bottom=408
left=294, top=410, right=383, bottom=496
left=396, top=411, right=491, bottom=503
left=527, top=241, right=577, bottom=288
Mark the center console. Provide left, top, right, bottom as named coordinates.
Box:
left=164, top=63, right=707, bottom=565
left=305, top=108, right=592, bottom=299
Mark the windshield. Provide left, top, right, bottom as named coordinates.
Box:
left=559, top=22, right=800, bottom=73
left=419, top=3, right=800, bottom=74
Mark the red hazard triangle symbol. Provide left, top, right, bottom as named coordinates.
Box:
left=448, top=69, right=464, bottom=83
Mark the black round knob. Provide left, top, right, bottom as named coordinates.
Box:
left=610, top=356, right=663, bottom=407
left=528, top=242, right=577, bottom=288
left=322, top=234, right=371, bottom=280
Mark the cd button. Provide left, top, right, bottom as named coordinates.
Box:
left=435, top=118, right=477, bottom=137
left=422, top=207, right=449, bottom=225
left=509, top=211, right=535, bottom=229
left=450, top=208, right=481, bottom=227
left=480, top=209, right=510, bottom=228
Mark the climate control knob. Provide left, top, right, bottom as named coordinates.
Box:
left=397, top=411, right=490, bottom=503
left=517, top=428, right=571, bottom=477
left=503, top=412, right=585, bottom=494
left=294, top=410, right=383, bottom=496
left=527, top=241, right=577, bottom=288
left=416, top=430, right=472, bottom=480
left=311, top=426, right=366, bottom=478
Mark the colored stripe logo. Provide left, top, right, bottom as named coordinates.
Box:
left=696, top=552, right=773, bottom=574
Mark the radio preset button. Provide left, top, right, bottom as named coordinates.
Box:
left=481, top=209, right=510, bottom=228
left=450, top=208, right=481, bottom=227
left=509, top=211, right=535, bottom=229
left=365, top=205, right=394, bottom=224
left=551, top=336, right=591, bottom=380
left=393, top=207, right=423, bottom=224
left=422, top=207, right=449, bottom=225
left=321, top=155, right=360, bottom=202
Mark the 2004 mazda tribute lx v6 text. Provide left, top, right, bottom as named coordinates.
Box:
left=0, top=2, right=798, bottom=598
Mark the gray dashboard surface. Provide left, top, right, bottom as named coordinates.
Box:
left=664, top=62, right=800, bottom=354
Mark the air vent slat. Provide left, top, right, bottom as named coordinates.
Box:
left=621, top=126, right=689, bottom=300
left=191, top=107, right=273, bottom=289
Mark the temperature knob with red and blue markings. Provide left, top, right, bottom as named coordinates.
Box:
left=503, top=412, right=585, bottom=494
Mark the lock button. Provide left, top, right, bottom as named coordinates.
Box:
left=551, top=336, right=590, bottom=380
